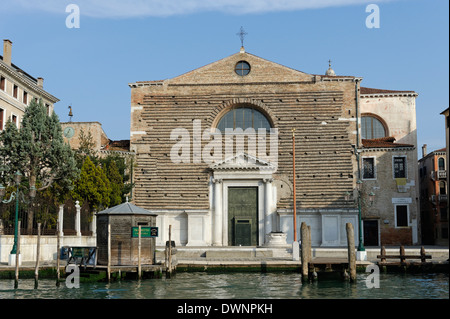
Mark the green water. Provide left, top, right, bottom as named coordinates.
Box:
left=0, top=272, right=448, bottom=299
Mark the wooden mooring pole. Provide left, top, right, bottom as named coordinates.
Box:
left=300, top=222, right=310, bottom=281
left=14, top=220, right=21, bottom=289
left=138, top=225, right=142, bottom=279
left=107, top=222, right=111, bottom=282
left=346, top=223, right=356, bottom=282
left=34, top=223, right=41, bottom=289
left=56, top=222, right=61, bottom=286
left=166, top=225, right=173, bottom=278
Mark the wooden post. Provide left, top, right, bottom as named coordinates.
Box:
left=420, top=246, right=426, bottom=263
left=307, top=225, right=312, bottom=265
left=165, top=225, right=173, bottom=278
left=14, top=221, right=20, bottom=289
left=107, top=221, right=111, bottom=282
left=56, top=221, right=61, bottom=286
left=400, top=245, right=406, bottom=263
left=346, top=223, right=356, bottom=282
left=138, top=225, right=142, bottom=279
left=34, top=223, right=41, bottom=289
left=300, top=222, right=309, bottom=281
left=380, top=246, right=386, bottom=263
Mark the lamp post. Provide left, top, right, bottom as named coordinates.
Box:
left=0, top=170, right=36, bottom=263
left=345, top=179, right=375, bottom=260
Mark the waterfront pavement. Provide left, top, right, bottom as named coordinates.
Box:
left=0, top=245, right=448, bottom=270
left=164, top=245, right=449, bottom=268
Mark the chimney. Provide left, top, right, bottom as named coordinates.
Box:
left=2, top=39, right=12, bottom=66
left=37, top=77, right=44, bottom=88
left=422, top=144, right=427, bottom=158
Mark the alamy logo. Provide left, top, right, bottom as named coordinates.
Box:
left=365, top=264, right=380, bottom=288
left=366, top=4, right=380, bottom=29
left=66, top=4, right=80, bottom=29
left=65, top=264, right=80, bottom=288
left=170, top=119, right=279, bottom=172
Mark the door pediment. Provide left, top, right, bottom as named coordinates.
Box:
left=210, top=152, right=277, bottom=172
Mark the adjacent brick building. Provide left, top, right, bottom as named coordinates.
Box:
left=419, top=146, right=448, bottom=245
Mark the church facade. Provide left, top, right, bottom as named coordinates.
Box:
left=129, top=47, right=418, bottom=248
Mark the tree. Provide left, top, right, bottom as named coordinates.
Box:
left=75, top=127, right=98, bottom=165
left=100, top=154, right=134, bottom=203
left=0, top=99, right=79, bottom=232
left=106, top=160, right=123, bottom=207
left=0, top=120, right=21, bottom=185
left=72, top=156, right=111, bottom=211
left=8, top=99, right=79, bottom=192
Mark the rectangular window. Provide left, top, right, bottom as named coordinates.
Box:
left=0, top=76, right=5, bottom=91
left=393, top=156, right=406, bottom=178
left=23, top=91, right=28, bottom=104
left=395, top=205, right=408, bottom=227
left=362, top=157, right=375, bottom=179
left=13, top=84, right=18, bottom=98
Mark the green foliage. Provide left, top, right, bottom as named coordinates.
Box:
left=0, top=98, right=79, bottom=201
left=0, top=120, right=21, bottom=185
left=106, top=160, right=123, bottom=207
left=75, top=127, right=98, bottom=165
left=72, top=156, right=111, bottom=210
left=99, top=154, right=134, bottom=203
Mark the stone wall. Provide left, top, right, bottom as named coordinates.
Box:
left=130, top=50, right=359, bottom=212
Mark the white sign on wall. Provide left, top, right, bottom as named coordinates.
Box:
left=391, top=198, right=412, bottom=204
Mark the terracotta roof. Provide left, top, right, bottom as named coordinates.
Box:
left=360, top=87, right=417, bottom=95
left=362, top=137, right=414, bottom=148
left=105, top=139, right=130, bottom=151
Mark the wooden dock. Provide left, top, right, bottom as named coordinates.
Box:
left=308, top=258, right=351, bottom=280
left=301, top=222, right=357, bottom=282
left=79, top=264, right=168, bottom=281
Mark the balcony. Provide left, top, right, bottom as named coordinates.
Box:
left=431, top=170, right=447, bottom=181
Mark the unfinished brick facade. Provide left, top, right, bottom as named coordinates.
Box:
left=129, top=48, right=418, bottom=248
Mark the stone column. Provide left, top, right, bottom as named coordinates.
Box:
left=75, top=201, right=81, bottom=237
left=91, top=211, right=97, bottom=237
left=58, top=204, right=64, bottom=237
left=213, top=179, right=223, bottom=246
left=263, top=178, right=274, bottom=238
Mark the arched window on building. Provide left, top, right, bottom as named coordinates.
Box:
left=438, top=157, right=445, bottom=171
left=361, top=115, right=388, bottom=139
left=217, top=107, right=272, bottom=132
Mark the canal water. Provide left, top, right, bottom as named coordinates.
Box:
left=0, top=272, right=448, bottom=299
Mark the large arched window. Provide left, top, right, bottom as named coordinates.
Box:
left=361, top=115, right=387, bottom=139
left=217, top=107, right=271, bottom=132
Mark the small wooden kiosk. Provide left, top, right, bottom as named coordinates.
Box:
left=96, top=201, right=158, bottom=266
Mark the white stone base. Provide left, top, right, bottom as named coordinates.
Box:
left=356, top=250, right=367, bottom=261
left=264, top=232, right=288, bottom=247
left=8, top=253, right=22, bottom=266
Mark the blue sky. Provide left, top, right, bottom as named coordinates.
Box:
left=0, top=0, right=448, bottom=154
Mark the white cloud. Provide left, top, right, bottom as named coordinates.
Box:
left=6, top=0, right=390, bottom=18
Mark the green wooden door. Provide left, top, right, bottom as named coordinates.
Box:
left=228, top=187, right=258, bottom=246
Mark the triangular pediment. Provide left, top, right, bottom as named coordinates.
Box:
left=167, top=49, right=313, bottom=85
left=211, top=152, right=277, bottom=171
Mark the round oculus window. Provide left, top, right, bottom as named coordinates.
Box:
left=235, top=61, right=250, bottom=76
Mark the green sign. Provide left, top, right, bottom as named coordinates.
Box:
left=131, top=227, right=158, bottom=238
